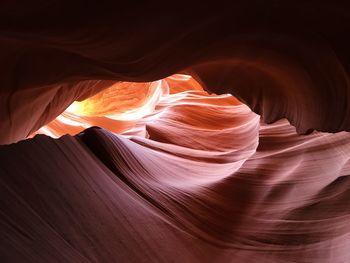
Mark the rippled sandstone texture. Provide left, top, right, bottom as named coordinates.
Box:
left=1, top=2, right=350, bottom=263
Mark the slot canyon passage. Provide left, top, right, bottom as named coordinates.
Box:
left=1, top=2, right=350, bottom=263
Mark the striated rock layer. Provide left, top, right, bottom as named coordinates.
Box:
left=1, top=2, right=350, bottom=144
left=1, top=2, right=350, bottom=263
left=1, top=74, right=350, bottom=262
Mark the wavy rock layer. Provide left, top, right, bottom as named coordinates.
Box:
left=1, top=2, right=350, bottom=144
left=1, top=2, right=350, bottom=263
left=1, top=75, right=350, bottom=262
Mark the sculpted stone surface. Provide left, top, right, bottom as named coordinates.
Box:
left=1, top=2, right=350, bottom=262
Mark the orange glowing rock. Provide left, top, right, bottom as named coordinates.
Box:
left=32, top=74, right=208, bottom=138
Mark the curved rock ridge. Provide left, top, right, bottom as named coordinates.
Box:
left=1, top=74, right=350, bottom=262
left=1, top=2, right=350, bottom=144
left=1, top=2, right=350, bottom=262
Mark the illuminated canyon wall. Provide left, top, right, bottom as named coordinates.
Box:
left=1, top=2, right=350, bottom=262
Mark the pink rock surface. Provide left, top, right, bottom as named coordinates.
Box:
left=1, top=2, right=350, bottom=262
left=2, top=76, right=350, bottom=262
